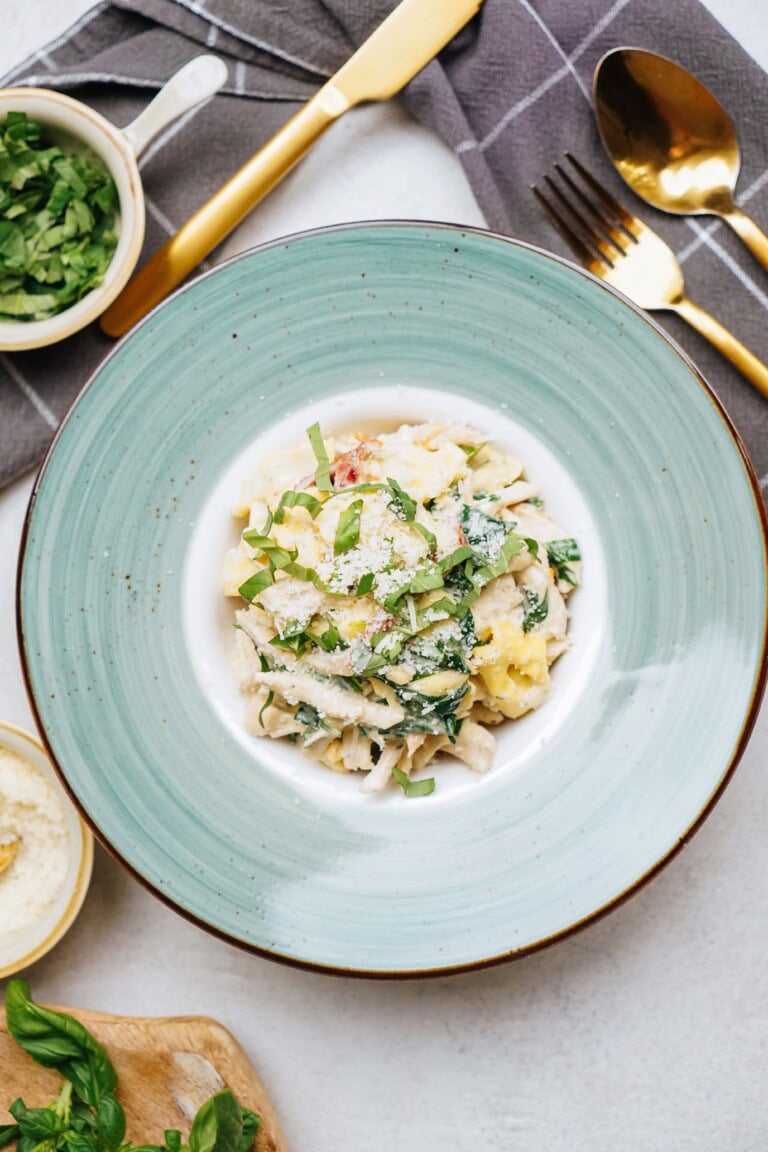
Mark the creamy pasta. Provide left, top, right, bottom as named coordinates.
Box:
left=223, top=421, right=580, bottom=796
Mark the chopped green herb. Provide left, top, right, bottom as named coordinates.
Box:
left=294, top=702, right=341, bottom=739
left=356, top=572, right=375, bottom=595
left=306, top=422, right=333, bottom=492
left=438, top=545, right=477, bottom=573
left=334, top=498, right=363, bottom=554
left=523, top=536, right=539, bottom=560
left=460, top=504, right=508, bottom=559
left=242, top=531, right=297, bottom=569
left=238, top=568, right=273, bottom=602
left=392, top=766, right=436, bottom=797
left=546, top=537, right=581, bottom=585
left=412, top=521, right=437, bottom=554
left=273, top=490, right=323, bottom=523
left=460, top=441, right=487, bottom=462
left=472, top=490, right=500, bottom=501
left=257, top=690, right=274, bottom=728
left=0, top=112, right=118, bottom=321
left=527, top=496, right=545, bottom=507
left=270, top=628, right=310, bottom=657
left=407, top=561, right=444, bottom=594
left=385, top=476, right=416, bottom=521
left=522, top=588, right=549, bottom=632
left=313, top=622, right=344, bottom=651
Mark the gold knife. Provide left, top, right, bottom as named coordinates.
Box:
left=101, top=0, right=483, bottom=337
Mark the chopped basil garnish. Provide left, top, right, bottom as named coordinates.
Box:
left=356, top=572, right=375, bottom=595
left=238, top=568, right=273, bottom=602
left=0, top=112, right=118, bottom=321
left=385, top=476, right=416, bottom=521
left=313, top=622, right=344, bottom=651
left=546, top=538, right=581, bottom=585
left=392, top=766, right=436, bottom=797
left=460, top=442, right=487, bottom=462
left=294, top=702, right=341, bottom=740
left=258, top=690, right=274, bottom=728
left=522, top=588, right=549, bottom=632
left=334, top=499, right=363, bottom=554
left=270, top=626, right=310, bottom=657
left=306, top=422, right=333, bottom=492
left=412, top=521, right=437, bottom=554
left=273, top=490, right=323, bottom=523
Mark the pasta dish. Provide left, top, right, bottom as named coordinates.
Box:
left=223, top=421, right=580, bottom=796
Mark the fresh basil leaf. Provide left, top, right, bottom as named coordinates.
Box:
left=392, top=766, right=436, bottom=797
left=334, top=499, right=363, bottom=555
left=522, top=588, right=549, bottom=632
left=460, top=441, right=486, bottom=462
left=306, top=423, right=333, bottom=492
left=16, top=1106, right=63, bottom=1141
left=188, top=1091, right=243, bottom=1152
left=163, top=1131, right=182, bottom=1152
left=5, top=980, right=117, bottom=1107
left=0, top=1125, right=19, bottom=1149
left=236, top=1110, right=260, bottom=1152
left=238, top=568, right=273, bottom=602
left=95, top=1095, right=125, bottom=1152
left=273, top=490, right=323, bottom=523
left=523, top=537, right=539, bottom=560
left=546, top=537, right=580, bottom=585
left=385, top=477, right=416, bottom=521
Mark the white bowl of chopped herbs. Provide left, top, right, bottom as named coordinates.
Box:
left=0, top=57, right=227, bottom=350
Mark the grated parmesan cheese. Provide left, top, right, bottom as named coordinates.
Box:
left=0, top=747, right=69, bottom=939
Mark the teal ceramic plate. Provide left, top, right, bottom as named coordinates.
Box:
left=19, top=223, right=768, bottom=976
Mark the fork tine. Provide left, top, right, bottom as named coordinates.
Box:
left=553, top=162, right=632, bottom=253
left=564, top=153, right=642, bottom=239
left=542, top=174, right=619, bottom=265
left=532, top=184, right=610, bottom=274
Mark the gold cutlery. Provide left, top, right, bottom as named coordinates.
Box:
left=533, top=154, right=768, bottom=401
left=101, top=0, right=484, bottom=337
left=0, top=832, right=20, bottom=876
left=593, top=48, right=768, bottom=271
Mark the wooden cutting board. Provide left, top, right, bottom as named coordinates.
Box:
left=0, top=1007, right=288, bottom=1152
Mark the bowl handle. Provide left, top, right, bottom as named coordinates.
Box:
left=121, top=56, right=228, bottom=159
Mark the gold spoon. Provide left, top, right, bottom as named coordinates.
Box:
left=0, top=832, right=20, bottom=876
left=593, top=47, right=768, bottom=270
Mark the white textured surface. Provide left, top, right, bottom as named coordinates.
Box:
left=2, top=4, right=768, bottom=1150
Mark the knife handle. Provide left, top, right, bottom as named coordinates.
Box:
left=100, top=84, right=348, bottom=337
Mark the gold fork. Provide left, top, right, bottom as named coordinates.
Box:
left=533, top=154, right=768, bottom=400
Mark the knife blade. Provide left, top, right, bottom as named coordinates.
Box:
left=101, top=0, right=484, bottom=337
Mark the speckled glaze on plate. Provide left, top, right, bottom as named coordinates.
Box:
left=18, top=223, right=768, bottom=976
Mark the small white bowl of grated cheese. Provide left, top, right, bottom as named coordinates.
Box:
left=0, top=720, right=93, bottom=977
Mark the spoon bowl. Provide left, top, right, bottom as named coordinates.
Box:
left=594, top=47, right=768, bottom=270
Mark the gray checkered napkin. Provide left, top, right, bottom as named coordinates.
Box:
left=2, top=0, right=768, bottom=490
